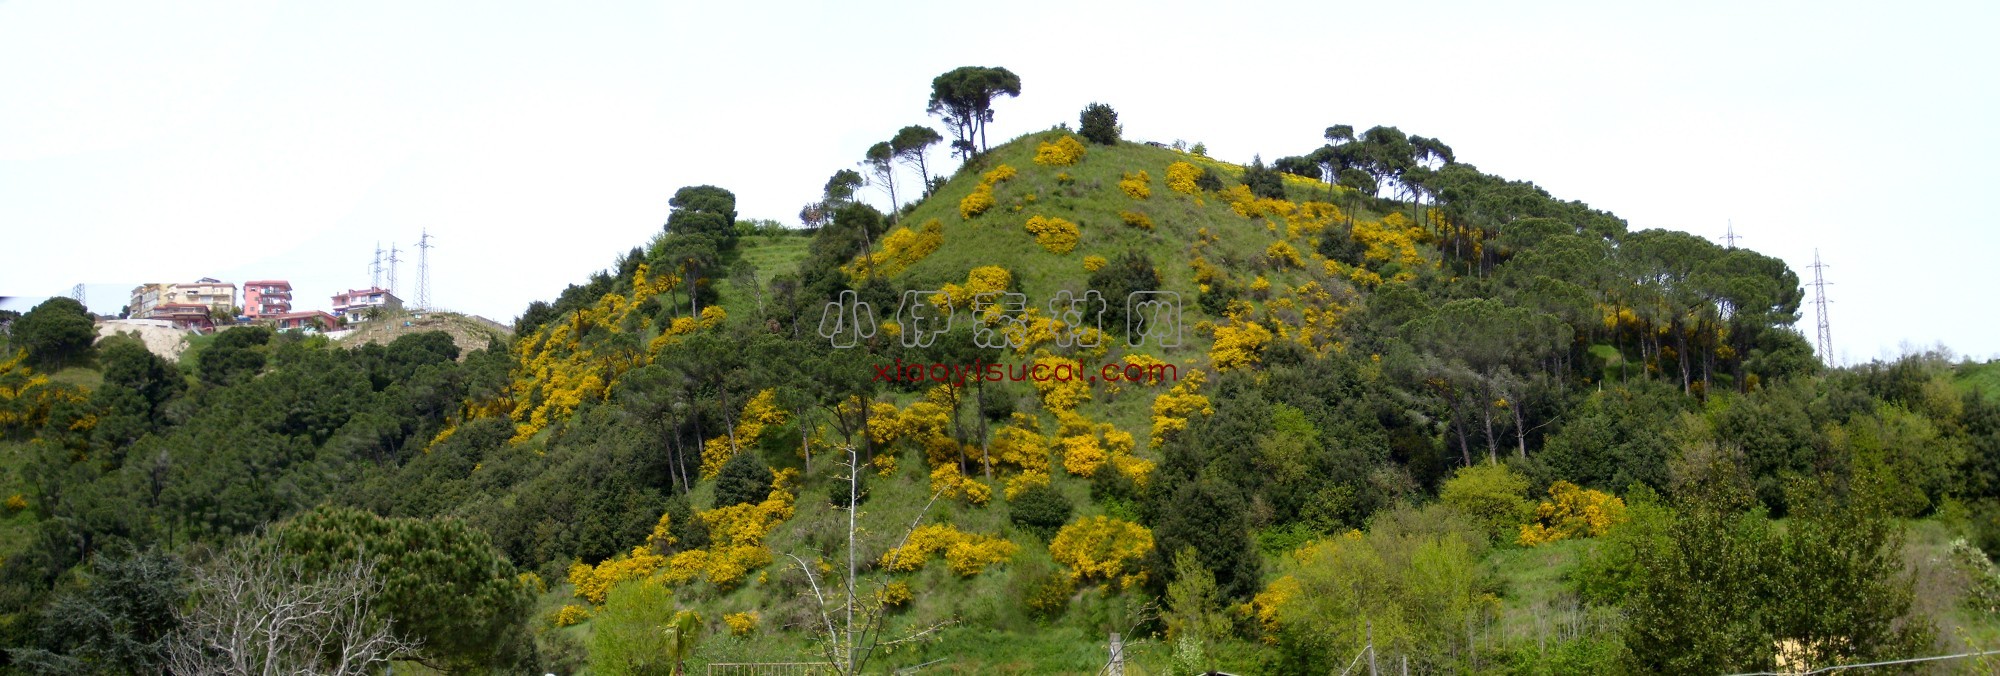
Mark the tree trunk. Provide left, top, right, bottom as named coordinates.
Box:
left=689, top=393, right=706, bottom=476
left=1481, top=394, right=1498, bottom=464
left=1511, top=398, right=1528, bottom=459
left=859, top=395, right=873, bottom=462
left=664, top=415, right=684, bottom=493
left=1676, top=326, right=1691, bottom=395
left=799, top=406, right=812, bottom=475
left=1449, top=394, right=1472, bottom=467
left=976, top=381, right=992, bottom=481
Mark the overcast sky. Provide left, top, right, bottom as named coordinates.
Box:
left=3, top=0, right=1994, bottom=364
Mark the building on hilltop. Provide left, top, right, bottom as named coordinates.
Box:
left=126, top=283, right=172, bottom=318
left=167, top=278, right=237, bottom=314
left=269, top=310, right=339, bottom=333
left=331, top=287, right=403, bottom=321
left=146, top=303, right=218, bottom=332
left=129, top=278, right=237, bottom=324
left=242, top=280, right=293, bottom=318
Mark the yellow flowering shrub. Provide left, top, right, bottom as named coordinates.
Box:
left=568, top=470, right=799, bottom=600
left=1211, top=318, right=1273, bottom=371
left=872, top=452, right=899, bottom=476
left=929, top=463, right=993, bottom=506
left=941, top=265, right=1012, bottom=310
left=880, top=523, right=1017, bottom=576
left=1083, top=255, right=1108, bottom=272
left=503, top=265, right=699, bottom=442
left=1111, top=454, right=1155, bottom=488
left=863, top=400, right=906, bottom=446
left=1049, top=516, right=1154, bottom=589
left=878, top=581, right=913, bottom=608
left=1517, top=481, right=1629, bottom=546
left=1150, top=369, right=1213, bottom=447
left=699, top=388, right=789, bottom=478
left=946, top=537, right=1019, bottom=576
left=960, top=184, right=995, bottom=219
left=989, top=414, right=1050, bottom=473
left=1166, top=161, right=1202, bottom=194
left=1004, top=470, right=1051, bottom=499
left=1119, top=210, right=1154, bottom=230
left=725, top=611, right=760, bottom=636
left=0, top=350, right=89, bottom=434
left=1110, top=353, right=1173, bottom=388
left=1119, top=171, right=1152, bottom=199
left=1034, top=135, right=1087, bottom=166
left=568, top=550, right=664, bottom=605
left=1061, top=434, right=1107, bottom=477
left=1028, top=353, right=1092, bottom=411
left=554, top=603, right=591, bottom=627
left=1024, top=215, right=1080, bottom=254
left=1265, top=241, right=1302, bottom=268
left=1242, top=574, right=1300, bottom=641
left=848, top=218, right=944, bottom=278
left=982, top=164, right=1018, bottom=185
left=4, top=494, right=25, bottom=512
left=1351, top=212, right=1427, bottom=269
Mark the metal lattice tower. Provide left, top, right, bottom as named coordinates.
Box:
left=416, top=229, right=434, bottom=311
left=1809, top=249, right=1833, bottom=365
left=387, top=244, right=402, bottom=295
left=70, top=283, right=85, bottom=305
left=1723, top=220, right=1741, bottom=249
left=370, top=243, right=384, bottom=289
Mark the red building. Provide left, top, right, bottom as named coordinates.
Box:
left=242, top=280, right=293, bottom=318
left=270, top=310, right=339, bottom=332
left=146, top=303, right=216, bottom=331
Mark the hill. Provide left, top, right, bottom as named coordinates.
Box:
left=8, top=108, right=2000, bottom=674
left=333, top=309, right=512, bottom=357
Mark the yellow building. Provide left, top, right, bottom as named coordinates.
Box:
left=128, top=278, right=237, bottom=318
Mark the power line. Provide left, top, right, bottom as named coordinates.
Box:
left=1726, top=648, right=2000, bottom=675
left=1809, top=249, right=1834, bottom=366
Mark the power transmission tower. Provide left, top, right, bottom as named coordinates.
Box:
left=370, top=243, right=384, bottom=289
left=387, top=244, right=402, bottom=296
left=70, top=283, right=85, bottom=305
left=416, top=229, right=434, bottom=311
left=1723, top=220, right=1741, bottom=249
left=1810, top=249, right=1833, bottom=365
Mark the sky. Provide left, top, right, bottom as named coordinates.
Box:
left=2, top=0, right=1995, bottom=364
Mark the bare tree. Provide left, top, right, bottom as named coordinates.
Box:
left=167, top=545, right=417, bottom=675
left=783, top=445, right=952, bottom=674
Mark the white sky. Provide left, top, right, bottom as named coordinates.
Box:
left=2, top=0, right=1994, bottom=364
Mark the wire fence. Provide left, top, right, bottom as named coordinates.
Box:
left=704, top=662, right=826, bottom=676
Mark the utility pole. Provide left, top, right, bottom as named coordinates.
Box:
left=1810, top=249, right=1833, bottom=365
left=416, top=228, right=434, bottom=311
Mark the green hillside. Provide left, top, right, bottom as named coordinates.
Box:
left=8, top=75, right=2000, bottom=675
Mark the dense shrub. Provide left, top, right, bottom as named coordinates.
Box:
left=1008, top=484, right=1073, bottom=540
left=714, top=449, right=775, bottom=509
